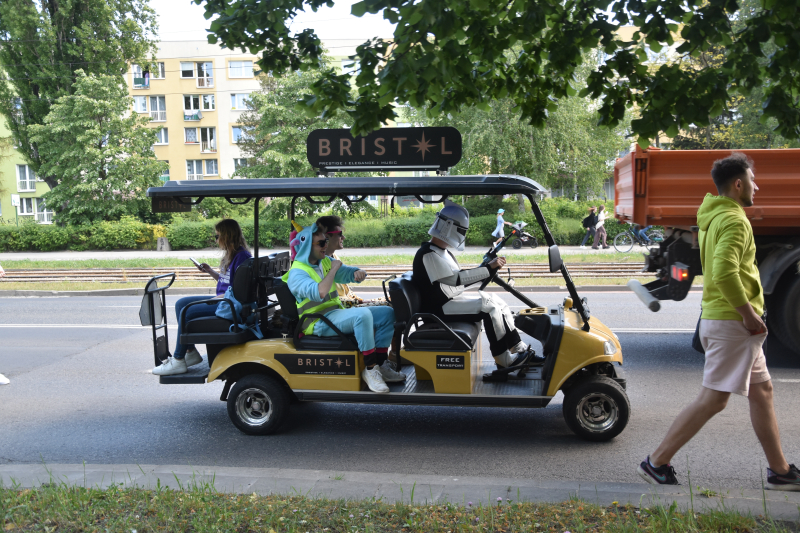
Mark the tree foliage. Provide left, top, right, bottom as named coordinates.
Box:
left=0, top=0, right=158, bottom=190
left=196, top=0, right=800, bottom=143
left=28, top=71, right=167, bottom=225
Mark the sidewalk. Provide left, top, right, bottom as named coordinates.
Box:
left=0, top=245, right=628, bottom=262
left=1, top=464, right=798, bottom=519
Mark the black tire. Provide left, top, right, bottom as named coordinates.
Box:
left=528, top=236, right=539, bottom=249
left=562, top=376, right=630, bottom=441
left=767, top=273, right=800, bottom=356
left=512, top=239, right=523, bottom=249
left=613, top=233, right=634, bottom=253
left=227, top=375, right=289, bottom=435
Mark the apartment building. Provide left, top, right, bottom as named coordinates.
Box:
left=126, top=41, right=261, bottom=182
left=0, top=117, right=53, bottom=225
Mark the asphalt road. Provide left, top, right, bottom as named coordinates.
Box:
left=1, top=290, right=799, bottom=490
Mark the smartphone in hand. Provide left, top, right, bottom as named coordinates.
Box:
left=189, top=257, right=202, bottom=268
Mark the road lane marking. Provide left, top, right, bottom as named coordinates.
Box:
left=612, top=328, right=694, bottom=333
left=776, top=379, right=800, bottom=383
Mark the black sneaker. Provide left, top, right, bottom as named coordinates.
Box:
left=766, top=464, right=800, bottom=491
left=637, top=456, right=679, bottom=485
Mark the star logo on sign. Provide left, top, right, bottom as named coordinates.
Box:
left=412, top=133, right=436, bottom=161
left=335, top=358, right=344, bottom=368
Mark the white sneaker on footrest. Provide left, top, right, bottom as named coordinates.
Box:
left=362, top=366, right=389, bottom=393
left=510, top=341, right=529, bottom=354
left=152, top=357, right=187, bottom=376
left=379, top=360, right=406, bottom=382
left=184, top=348, right=203, bottom=367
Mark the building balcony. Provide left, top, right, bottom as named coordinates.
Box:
left=133, top=77, right=150, bottom=89
left=201, top=141, right=217, bottom=153
left=187, top=174, right=203, bottom=180
left=36, top=212, right=54, bottom=224
left=150, top=110, right=167, bottom=122
left=184, top=112, right=202, bottom=121
left=196, top=77, right=214, bottom=89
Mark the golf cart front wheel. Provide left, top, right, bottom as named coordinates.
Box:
left=562, top=376, right=630, bottom=441
left=227, top=375, right=289, bottom=435
left=512, top=239, right=523, bottom=249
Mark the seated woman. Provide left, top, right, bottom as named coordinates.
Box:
left=153, top=219, right=252, bottom=376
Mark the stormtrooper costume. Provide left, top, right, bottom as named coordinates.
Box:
left=412, top=201, right=528, bottom=368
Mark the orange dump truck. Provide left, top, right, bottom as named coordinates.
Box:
left=614, top=146, right=800, bottom=354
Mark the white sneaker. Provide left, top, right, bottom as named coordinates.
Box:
left=580, top=245, right=587, bottom=249
left=152, top=357, right=187, bottom=376
left=184, top=348, right=203, bottom=367
left=362, top=366, right=389, bottom=393
left=494, top=350, right=515, bottom=368
left=379, top=360, right=406, bottom=382
left=0, top=373, right=9, bottom=385
left=510, top=340, right=529, bottom=353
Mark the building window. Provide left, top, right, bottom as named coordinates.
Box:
left=149, top=96, right=166, bottom=121
left=196, top=62, right=213, bottom=88
left=150, top=62, right=166, bottom=79
left=36, top=198, right=53, bottom=224
left=180, top=62, right=195, bottom=78
left=229, top=60, right=253, bottom=78
left=132, top=64, right=150, bottom=88
left=231, top=126, right=244, bottom=144
left=200, top=127, right=216, bottom=152
left=186, top=160, right=203, bottom=180
left=159, top=162, right=170, bottom=182
left=234, top=158, right=248, bottom=171
left=183, top=95, right=202, bottom=120
left=18, top=197, right=35, bottom=215
left=17, top=165, right=36, bottom=192
left=341, top=60, right=357, bottom=75
left=185, top=128, right=198, bottom=144
left=133, top=96, right=148, bottom=113
left=205, top=159, right=218, bottom=176
left=202, top=95, right=215, bottom=110
left=231, top=93, right=251, bottom=110
left=154, top=128, right=168, bottom=145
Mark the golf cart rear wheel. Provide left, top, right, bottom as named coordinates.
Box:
left=512, top=239, right=523, bottom=249
left=562, top=376, right=630, bottom=441
left=227, top=375, right=289, bottom=435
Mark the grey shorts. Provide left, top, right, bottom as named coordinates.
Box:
left=700, top=318, right=770, bottom=396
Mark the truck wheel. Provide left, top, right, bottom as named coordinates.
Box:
left=562, top=376, right=630, bottom=441
left=768, top=273, right=800, bottom=356
left=512, top=239, right=523, bottom=249
left=614, top=233, right=633, bottom=252
left=227, top=375, right=289, bottom=435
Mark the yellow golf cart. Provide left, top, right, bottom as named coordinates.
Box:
left=142, top=173, right=628, bottom=441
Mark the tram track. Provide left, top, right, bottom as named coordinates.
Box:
left=0, top=263, right=650, bottom=283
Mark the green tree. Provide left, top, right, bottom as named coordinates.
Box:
left=28, top=71, right=167, bottom=225
left=0, top=0, right=157, bottom=190
left=196, top=0, right=800, bottom=143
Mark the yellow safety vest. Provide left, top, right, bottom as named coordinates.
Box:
left=282, top=256, right=342, bottom=335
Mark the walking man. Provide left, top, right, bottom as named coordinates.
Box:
left=637, top=153, right=800, bottom=490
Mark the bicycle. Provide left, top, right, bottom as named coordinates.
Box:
left=613, top=223, right=664, bottom=252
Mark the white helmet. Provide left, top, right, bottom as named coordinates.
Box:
left=428, top=200, right=470, bottom=251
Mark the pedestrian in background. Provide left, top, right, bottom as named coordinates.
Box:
left=637, top=153, right=800, bottom=490
left=0, top=262, right=5, bottom=278
left=580, top=207, right=597, bottom=249
left=592, top=205, right=609, bottom=249
left=491, top=208, right=512, bottom=246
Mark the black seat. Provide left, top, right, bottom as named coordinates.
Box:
left=388, top=271, right=481, bottom=352
left=273, top=278, right=358, bottom=351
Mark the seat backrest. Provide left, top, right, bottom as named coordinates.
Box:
left=387, top=271, right=420, bottom=324
left=231, top=258, right=257, bottom=304
left=273, top=278, right=300, bottom=320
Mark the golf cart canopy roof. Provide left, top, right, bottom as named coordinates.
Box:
left=146, top=175, right=545, bottom=200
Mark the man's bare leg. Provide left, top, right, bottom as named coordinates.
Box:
left=650, top=387, right=730, bottom=467
left=748, top=380, right=790, bottom=474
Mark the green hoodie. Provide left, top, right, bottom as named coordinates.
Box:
left=697, top=193, right=763, bottom=321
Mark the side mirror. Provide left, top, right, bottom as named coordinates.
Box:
left=548, top=245, right=563, bottom=273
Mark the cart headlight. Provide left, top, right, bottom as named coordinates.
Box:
left=604, top=341, right=618, bottom=355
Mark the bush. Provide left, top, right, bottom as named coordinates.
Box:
left=166, top=220, right=216, bottom=249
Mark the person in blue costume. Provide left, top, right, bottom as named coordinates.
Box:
left=284, top=220, right=404, bottom=393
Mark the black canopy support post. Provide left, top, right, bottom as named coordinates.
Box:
left=290, top=196, right=298, bottom=221
left=254, top=196, right=260, bottom=263
left=526, top=194, right=555, bottom=248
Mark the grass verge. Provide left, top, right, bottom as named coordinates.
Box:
left=1, top=484, right=796, bottom=532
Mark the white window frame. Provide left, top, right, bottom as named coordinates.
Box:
left=159, top=161, right=170, bottom=181
left=186, top=160, right=203, bottom=180
left=341, top=59, right=357, bottom=75
left=204, top=159, right=218, bottom=176
left=202, top=95, right=215, bottom=110
left=133, top=96, right=148, bottom=113
left=233, top=158, right=248, bottom=171
left=183, top=95, right=201, bottom=112
left=231, top=93, right=251, bottom=110
left=149, top=95, right=166, bottom=122
left=35, top=198, right=53, bottom=224
left=154, top=127, right=168, bottom=145
left=228, top=60, right=254, bottom=78
left=132, top=65, right=149, bottom=88
left=18, top=197, right=35, bottom=215
left=200, top=127, right=216, bottom=153
left=180, top=62, right=195, bottom=78
left=150, top=62, right=166, bottom=79
left=17, top=165, right=36, bottom=192
left=196, top=62, right=214, bottom=88
left=231, top=126, right=244, bottom=144
left=184, top=128, right=199, bottom=144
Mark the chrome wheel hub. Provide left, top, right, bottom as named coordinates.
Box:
left=236, top=388, right=273, bottom=426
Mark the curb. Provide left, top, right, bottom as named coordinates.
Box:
left=1, top=464, right=798, bottom=519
